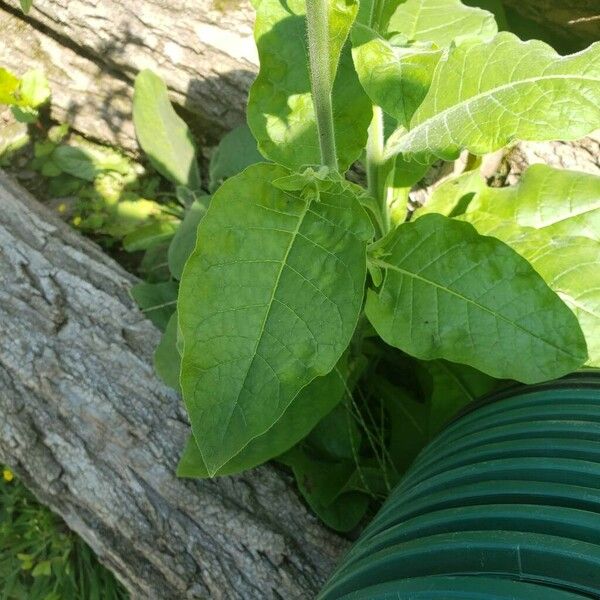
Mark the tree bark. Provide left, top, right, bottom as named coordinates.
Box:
left=0, top=9, right=138, bottom=151
left=0, top=170, right=348, bottom=599
left=0, top=0, right=257, bottom=149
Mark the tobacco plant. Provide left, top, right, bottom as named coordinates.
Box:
left=132, top=0, right=600, bottom=530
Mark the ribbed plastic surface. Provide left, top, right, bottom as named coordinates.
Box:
left=320, top=373, right=600, bottom=599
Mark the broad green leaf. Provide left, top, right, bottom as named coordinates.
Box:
left=247, top=0, right=370, bottom=171
left=168, top=197, right=210, bottom=279
left=178, top=163, right=373, bottom=474
left=131, top=280, right=178, bottom=331
left=462, top=211, right=600, bottom=368
left=351, top=24, right=441, bottom=127
left=366, top=213, right=587, bottom=383
left=133, top=70, right=201, bottom=189
left=123, top=220, right=178, bottom=252
left=177, top=358, right=350, bottom=477
left=154, top=312, right=181, bottom=390
left=414, top=169, right=486, bottom=218
left=18, top=69, right=50, bottom=107
left=19, top=0, right=33, bottom=13
left=389, top=33, right=600, bottom=161
left=0, top=68, right=20, bottom=105
left=208, top=125, right=264, bottom=192
left=51, top=145, right=130, bottom=181
left=388, top=0, right=497, bottom=46
left=418, top=359, right=497, bottom=434
left=468, top=164, right=600, bottom=242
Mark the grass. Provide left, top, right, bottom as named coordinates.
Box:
left=1, top=466, right=128, bottom=600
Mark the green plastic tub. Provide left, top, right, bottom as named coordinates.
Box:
left=320, top=372, right=600, bottom=599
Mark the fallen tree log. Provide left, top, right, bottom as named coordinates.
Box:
left=0, top=9, right=138, bottom=151
left=0, top=170, right=348, bottom=599
left=0, top=0, right=257, bottom=148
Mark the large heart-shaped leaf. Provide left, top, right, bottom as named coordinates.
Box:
left=388, top=0, right=497, bottom=46
left=462, top=211, right=600, bottom=368
left=247, top=0, right=370, bottom=171
left=133, top=70, right=201, bottom=189
left=365, top=214, right=587, bottom=382
left=178, top=163, right=373, bottom=474
left=388, top=33, right=600, bottom=160
left=468, top=164, right=600, bottom=242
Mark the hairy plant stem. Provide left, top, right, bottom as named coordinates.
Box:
left=366, top=0, right=389, bottom=235
left=366, top=105, right=389, bottom=234
left=305, top=0, right=338, bottom=170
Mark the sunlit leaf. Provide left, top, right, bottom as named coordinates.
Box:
left=366, top=214, right=587, bottom=382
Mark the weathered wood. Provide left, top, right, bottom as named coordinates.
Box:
left=0, top=170, right=348, bottom=600
left=0, top=10, right=138, bottom=151
left=0, top=0, right=258, bottom=147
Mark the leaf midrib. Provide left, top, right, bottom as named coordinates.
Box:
left=372, top=257, right=582, bottom=359
left=403, top=73, right=600, bottom=145
left=217, top=196, right=313, bottom=460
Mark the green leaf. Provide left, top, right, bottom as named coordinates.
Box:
left=418, top=359, right=498, bottom=434
left=375, top=379, right=428, bottom=473
left=11, top=106, right=39, bottom=124
left=0, top=68, right=20, bottom=105
left=247, top=0, right=370, bottom=171
left=388, top=0, right=497, bottom=46
left=351, top=24, right=441, bottom=127
left=51, top=144, right=131, bottom=181
left=31, top=560, right=52, bottom=578
left=131, top=281, right=178, bottom=331
left=178, top=163, right=373, bottom=474
left=389, top=33, right=600, bottom=161
left=366, top=213, right=587, bottom=383
left=19, top=69, right=50, bottom=108
left=279, top=447, right=370, bottom=531
left=133, top=70, right=201, bottom=189
left=414, top=169, right=486, bottom=218
left=19, top=0, right=33, bottom=13
left=154, top=312, right=181, bottom=390
left=208, top=125, right=264, bottom=192
left=461, top=211, right=600, bottom=368
left=168, top=197, right=210, bottom=279
left=177, top=358, right=350, bottom=477
left=384, top=153, right=431, bottom=226
left=468, top=165, right=600, bottom=242
left=123, top=221, right=178, bottom=252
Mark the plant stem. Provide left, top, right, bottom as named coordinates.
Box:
left=305, top=0, right=338, bottom=170
left=366, top=105, right=389, bottom=233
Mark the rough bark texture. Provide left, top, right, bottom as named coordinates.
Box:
left=0, top=9, right=137, bottom=151
left=0, top=0, right=257, bottom=149
left=0, top=170, right=348, bottom=600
